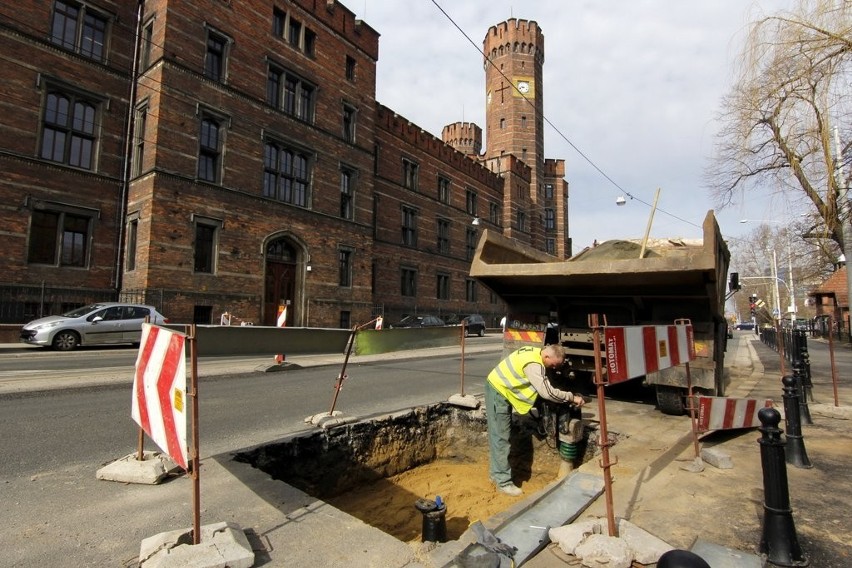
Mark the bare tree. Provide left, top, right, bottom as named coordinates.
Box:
left=709, top=1, right=852, bottom=260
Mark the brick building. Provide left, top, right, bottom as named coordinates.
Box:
left=0, top=0, right=570, bottom=330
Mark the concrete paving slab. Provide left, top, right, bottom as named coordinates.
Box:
left=453, top=472, right=605, bottom=566
left=690, top=538, right=763, bottom=568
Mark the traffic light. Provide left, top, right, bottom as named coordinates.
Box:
left=749, top=294, right=758, bottom=316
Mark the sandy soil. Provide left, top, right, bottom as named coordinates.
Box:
left=326, top=435, right=568, bottom=543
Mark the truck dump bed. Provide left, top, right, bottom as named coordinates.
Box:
left=471, top=211, right=729, bottom=323
left=470, top=210, right=731, bottom=414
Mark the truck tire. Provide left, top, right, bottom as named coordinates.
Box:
left=656, top=385, right=685, bottom=416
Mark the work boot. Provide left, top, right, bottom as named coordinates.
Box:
left=497, top=482, right=523, bottom=496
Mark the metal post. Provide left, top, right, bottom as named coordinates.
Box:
left=757, top=407, right=808, bottom=566
left=589, top=314, right=617, bottom=537
left=781, top=376, right=812, bottom=469
left=828, top=315, right=840, bottom=406
left=189, top=324, right=201, bottom=545
left=792, top=361, right=813, bottom=425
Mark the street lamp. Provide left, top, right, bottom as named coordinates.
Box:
left=739, top=219, right=797, bottom=324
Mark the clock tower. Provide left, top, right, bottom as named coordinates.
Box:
left=483, top=19, right=545, bottom=196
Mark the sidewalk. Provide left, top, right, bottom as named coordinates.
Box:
left=525, top=334, right=851, bottom=567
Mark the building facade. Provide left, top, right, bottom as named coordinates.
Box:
left=0, top=0, right=570, bottom=329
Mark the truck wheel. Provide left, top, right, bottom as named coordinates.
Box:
left=656, top=386, right=685, bottom=416
left=52, top=331, right=80, bottom=351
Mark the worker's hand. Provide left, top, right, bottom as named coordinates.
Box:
left=572, top=395, right=585, bottom=407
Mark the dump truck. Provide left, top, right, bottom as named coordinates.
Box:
left=470, top=210, right=733, bottom=415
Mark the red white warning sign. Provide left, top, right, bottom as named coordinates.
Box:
left=131, top=324, right=188, bottom=469
left=604, top=323, right=695, bottom=384
left=697, top=396, right=773, bottom=431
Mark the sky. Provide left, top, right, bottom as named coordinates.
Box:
left=356, top=0, right=796, bottom=252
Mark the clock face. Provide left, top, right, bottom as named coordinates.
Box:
left=518, top=81, right=530, bottom=94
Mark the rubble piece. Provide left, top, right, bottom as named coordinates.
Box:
left=701, top=446, right=733, bottom=469
left=573, top=534, right=632, bottom=568
left=548, top=519, right=603, bottom=555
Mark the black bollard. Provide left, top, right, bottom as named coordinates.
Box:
left=782, top=375, right=812, bottom=469
left=414, top=497, right=446, bottom=543
left=657, top=549, right=711, bottom=567
left=757, top=407, right=809, bottom=566
left=792, top=361, right=813, bottom=425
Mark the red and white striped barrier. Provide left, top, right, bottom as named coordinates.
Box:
left=375, top=316, right=383, bottom=330
left=274, top=304, right=288, bottom=363
left=696, top=396, right=773, bottom=432
left=604, top=323, right=695, bottom=384
left=503, top=329, right=545, bottom=343
left=131, top=324, right=188, bottom=469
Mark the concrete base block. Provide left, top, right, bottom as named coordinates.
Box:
left=138, top=521, right=254, bottom=568
left=96, top=451, right=182, bottom=485
left=304, top=411, right=357, bottom=428
left=810, top=402, right=851, bottom=420
left=255, top=361, right=302, bottom=373
left=701, top=447, right=733, bottom=469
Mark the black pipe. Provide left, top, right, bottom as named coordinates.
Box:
left=415, top=497, right=446, bottom=543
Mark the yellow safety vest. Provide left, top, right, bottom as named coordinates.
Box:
left=487, top=346, right=542, bottom=414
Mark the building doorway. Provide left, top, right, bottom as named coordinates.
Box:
left=264, top=238, right=301, bottom=326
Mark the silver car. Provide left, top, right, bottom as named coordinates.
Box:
left=20, top=302, right=169, bottom=351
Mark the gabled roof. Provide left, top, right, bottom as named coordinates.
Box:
left=811, top=266, right=848, bottom=308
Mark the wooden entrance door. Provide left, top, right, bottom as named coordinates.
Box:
left=264, top=239, right=298, bottom=326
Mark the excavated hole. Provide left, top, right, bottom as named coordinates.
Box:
left=235, top=402, right=601, bottom=543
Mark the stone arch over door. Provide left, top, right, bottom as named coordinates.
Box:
left=263, top=234, right=308, bottom=327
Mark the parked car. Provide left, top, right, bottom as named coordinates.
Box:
left=734, top=322, right=755, bottom=331
left=387, top=314, right=446, bottom=329
left=20, top=302, right=169, bottom=351
left=454, top=314, right=487, bottom=337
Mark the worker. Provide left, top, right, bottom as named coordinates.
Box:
left=485, top=344, right=584, bottom=496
